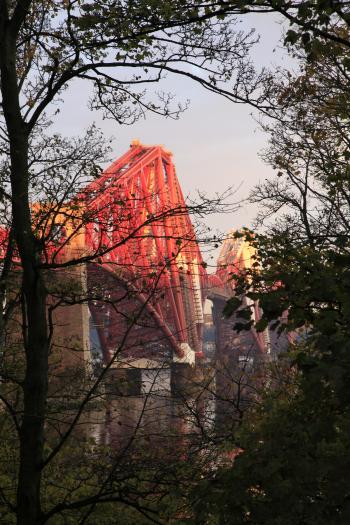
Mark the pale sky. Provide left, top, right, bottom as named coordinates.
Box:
left=55, top=13, right=292, bottom=252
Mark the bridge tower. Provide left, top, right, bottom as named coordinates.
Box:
left=210, top=231, right=289, bottom=428
left=45, top=140, right=210, bottom=395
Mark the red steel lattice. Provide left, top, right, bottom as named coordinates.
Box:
left=80, top=141, right=207, bottom=363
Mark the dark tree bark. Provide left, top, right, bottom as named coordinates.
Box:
left=0, top=4, right=48, bottom=524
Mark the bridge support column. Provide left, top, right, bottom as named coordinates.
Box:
left=170, top=363, right=205, bottom=398
left=105, top=367, right=142, bottom=397
left=50, top=264, right=90, bottom=370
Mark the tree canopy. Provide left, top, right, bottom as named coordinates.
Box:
left=197, top=6, right=350, bottom=525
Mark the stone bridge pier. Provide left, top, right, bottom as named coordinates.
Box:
left=210, top=294, right=290, bottom=432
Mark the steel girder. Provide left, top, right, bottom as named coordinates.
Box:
left=80, top=141, right=207, bottom=363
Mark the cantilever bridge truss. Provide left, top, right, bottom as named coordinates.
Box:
left=80, top=141, right=208, bottom=364
left=67, top=141, right=275, bottom=365
left=2, top=141, right=274, bottom=366
left=80, top=141, right=277, bottom=365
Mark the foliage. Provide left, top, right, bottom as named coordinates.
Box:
left=193, top=9, right=350, bottom=525
left=194, top=336, right=350, bottom=525
left=238, top=1, right=350, bottom=55
left=1, top=1, right=348, bottom=523
left=224, top=20, right=350, bottom=337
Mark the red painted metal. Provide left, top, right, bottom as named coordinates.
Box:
left=79, top=141, right=207, bottom=362
left=2, top=142, right=270, bottom=364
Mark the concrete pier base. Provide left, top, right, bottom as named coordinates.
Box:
left=105, top=367, right=142, bottom=397
left=170, top=363, right=206, bottom=398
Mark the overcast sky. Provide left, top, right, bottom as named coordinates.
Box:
left=55, top=13, right=292, bottom=248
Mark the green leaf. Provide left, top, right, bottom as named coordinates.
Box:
left=255, top=317, right=269, bottom=332
left=223, top=296, right=242, bottom=318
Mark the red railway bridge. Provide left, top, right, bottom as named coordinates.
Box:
left=54, top=142, right=286, bottom=371
left=5, top=141, right=287, bottom=393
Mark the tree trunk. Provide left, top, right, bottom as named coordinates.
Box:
left=0, top=19, right=48, bottom=525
